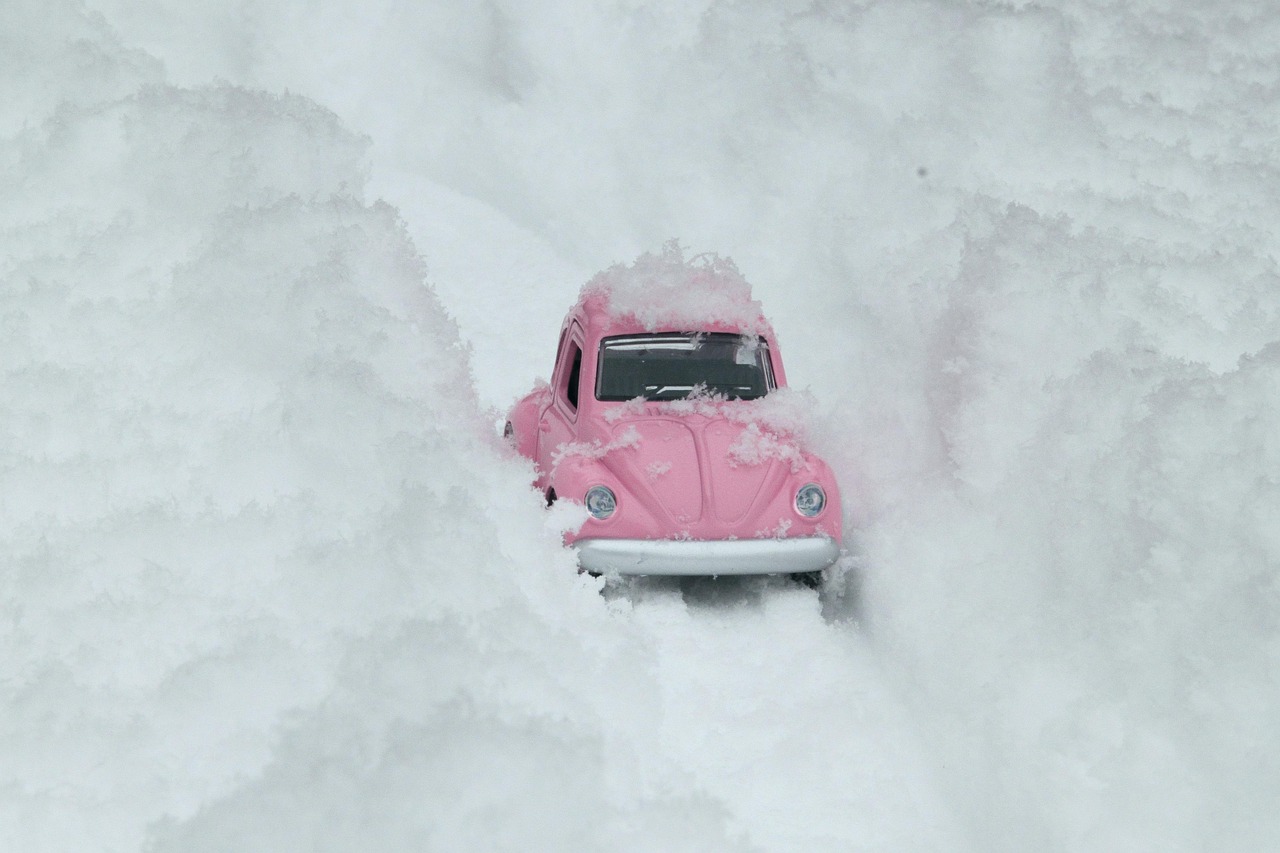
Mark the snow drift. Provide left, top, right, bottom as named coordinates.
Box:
left=3, top=4, right=950, bottom=852
left=6, top=0, right=1280, bottom=851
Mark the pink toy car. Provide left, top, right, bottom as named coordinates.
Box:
left=504, top=249, right=842, bottom=579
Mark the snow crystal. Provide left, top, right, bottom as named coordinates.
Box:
left=756, top=518, right=793, bottom=540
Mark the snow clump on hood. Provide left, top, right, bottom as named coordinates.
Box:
left=605, top=385, right=814, bottom=442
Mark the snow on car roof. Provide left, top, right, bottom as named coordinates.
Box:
left=577, top=241, right=773, bottom=338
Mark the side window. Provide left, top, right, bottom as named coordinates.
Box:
left=565, top=343, right=582, bottom=411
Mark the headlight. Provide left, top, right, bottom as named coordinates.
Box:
left=795, top=483, right=826, bottom=517
left=584, top=485, right=617, bottom=519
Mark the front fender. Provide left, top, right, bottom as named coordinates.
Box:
left=794, top=452, right=843, bottom=546
left=505, top=384, right=550, bottom=467
left=549, top=454, right=665, bottom=546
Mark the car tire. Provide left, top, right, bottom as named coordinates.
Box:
left=790, top=570, right=823, bottom=589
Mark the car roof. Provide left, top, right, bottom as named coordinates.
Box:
left=569, top=251, right=777, bottom=342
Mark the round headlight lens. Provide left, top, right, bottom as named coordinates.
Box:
left=584, top=485, right=617, bottom=519
left=795, top=483, right=826, bottom=517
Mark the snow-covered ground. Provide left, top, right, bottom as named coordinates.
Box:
left=4, top=1, right=1279, bottom=850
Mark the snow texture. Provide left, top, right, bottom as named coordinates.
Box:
left=5, top=0, right=1280, bottom=851
left=580, top=241, right=770, bottom=336
left=550, top=424, right=642, bottom=470
left=726, top=422, right=805, bottom=473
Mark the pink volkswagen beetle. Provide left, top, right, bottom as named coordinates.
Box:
left=504, top=249, right=842, bottom=581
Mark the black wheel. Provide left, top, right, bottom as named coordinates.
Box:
left=790, top=570, right=823, bottom=589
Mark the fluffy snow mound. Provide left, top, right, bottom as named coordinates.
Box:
left=580, top=241, right=770, bottom=336
left=11, top=0, right=1280, bottom=851
left=3, top=7, right=954, bottom=852
left=0, top=13, right=630, bottom=850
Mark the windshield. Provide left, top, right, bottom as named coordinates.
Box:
left=595, top=333, right=773, bottom=401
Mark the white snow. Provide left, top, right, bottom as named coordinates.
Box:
left=551, top=424, right=643, bottom=471
left=5, top=1, right=1280, bottom=851
left=645, top=460, right=673, bottom=481
left=581, top=242, right=770, bottom=336
left=726, top=422, right=805, bottom=473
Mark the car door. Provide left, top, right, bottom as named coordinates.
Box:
left=537, top=322, right=584, bottom=495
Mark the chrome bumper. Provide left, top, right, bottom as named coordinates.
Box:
left=574, top=536, right=840, bottom=576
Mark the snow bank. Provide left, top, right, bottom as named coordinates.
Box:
left=840, top=204, right=1280, bottom=850
left=1, top=11, right=626, bottom=850
left=1, top=67, right=561, bottom=846
left=3, top=7, right=957, bottom=852
left=15, top=0, right=1280, bottom=850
